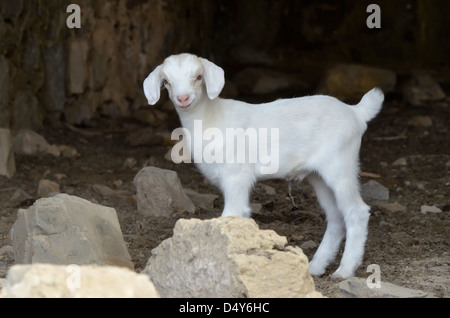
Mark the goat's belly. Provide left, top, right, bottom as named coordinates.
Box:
left=255, top=157, right=309, bottom=181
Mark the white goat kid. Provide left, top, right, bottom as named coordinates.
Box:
left=143, top=53, right=384, bottom=279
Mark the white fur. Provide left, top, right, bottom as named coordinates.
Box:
left=143, top=53, right=384, bottom=279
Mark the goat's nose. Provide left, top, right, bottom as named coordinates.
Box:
left=177, top=94, right=190, bottom=104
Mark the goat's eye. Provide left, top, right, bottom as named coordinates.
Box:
left=196, top=75, right=203, bottom=81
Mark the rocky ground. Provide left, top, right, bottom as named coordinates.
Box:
left=0, top=91, right=449, bottom=298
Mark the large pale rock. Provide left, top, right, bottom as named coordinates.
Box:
left=0, top=128, right=16, bottom=178
left=10, top=194, right=133, bottom=269
left=339, top=277, right=434, bottom=298
left=317, top=64, right=396, bottom=101
left=1, top=264, right=158, bottom=298
left=133, top=166, right=195, bottom=216
left=143, top=217, right=318, bottom=298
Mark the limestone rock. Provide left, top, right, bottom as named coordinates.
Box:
left=317, top=64, right=396, bottom=101
left=10, top=194, right=133, bottom=269
left=1, top=264, right=158, bottom=298
left=143, top=217, right=318, bottom=298
left=0, top=128, right=16, bottom=178
left=133, top=166, right=195, bottom=216
left=339, top=277, right=433, bottom=298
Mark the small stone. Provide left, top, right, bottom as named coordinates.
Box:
left=376, top=201, right=407, bottom=213
left=92, top=184, right=115, bottom=197
left=54, top=174, right=67, bottom=181
left=361, top=180, right=389, bottom=201
left=133, top=166, right=196, bottom=216
left=403, top=71, right=446, bottom=106
left=420, top=205, right=442, bottom=214
left=392, top=158, right=407, bottom=166
left=300, top=240, right=317, bottom=250
left=113, top=179, right=123, bottom=188
left=251, top=202, right=263, bottom=214
left=261, top=184, right=277, bottom=195
left=123, top=157, right=137, bottom=169
left=37, top=179, right=60, bottom=198
left=379, top=221, right=394, bottom=227
left=407, top=116, right=433, bottom=128
left=184, top=188, right=219, bottom=210
left=57, top=145, right=78, bottom=158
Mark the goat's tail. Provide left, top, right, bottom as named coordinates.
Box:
left=353, top=87, right=384, bottom=122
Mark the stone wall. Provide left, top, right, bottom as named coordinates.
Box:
left=0, top=0, right=211, bottom=130
left=0, top=0, right=448, bottom=130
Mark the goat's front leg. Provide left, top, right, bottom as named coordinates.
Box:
left=220, top=173, right=254, bottom=218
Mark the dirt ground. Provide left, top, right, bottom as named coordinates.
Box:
left=0, top=93, right=449, bottom=298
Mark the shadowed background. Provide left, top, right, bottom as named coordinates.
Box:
left=0, top=0, right=448, bottom=130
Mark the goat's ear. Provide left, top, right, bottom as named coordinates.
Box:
left=199, top=58, right=225, bottom=100
left=143, top=65, right=162, bottom=105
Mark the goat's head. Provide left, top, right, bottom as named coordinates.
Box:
left=143, top=53, right=225, bottom=111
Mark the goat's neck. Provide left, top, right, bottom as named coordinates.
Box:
left=177, top=96, right=215, bottom=133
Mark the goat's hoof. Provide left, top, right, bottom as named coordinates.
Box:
left=331, top=267, right=354, bottom=280
left=309, top=261, right=326, bottom=277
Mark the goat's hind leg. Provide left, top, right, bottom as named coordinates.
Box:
left=326, top=175, right=370, bottom=279
left=307, top=173, right=345, bottom=276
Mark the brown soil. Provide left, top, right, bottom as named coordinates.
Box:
left=1, top=96, right=449, bottom=298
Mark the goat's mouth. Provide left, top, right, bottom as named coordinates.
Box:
left=178, top=103, right=192, bottom=110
